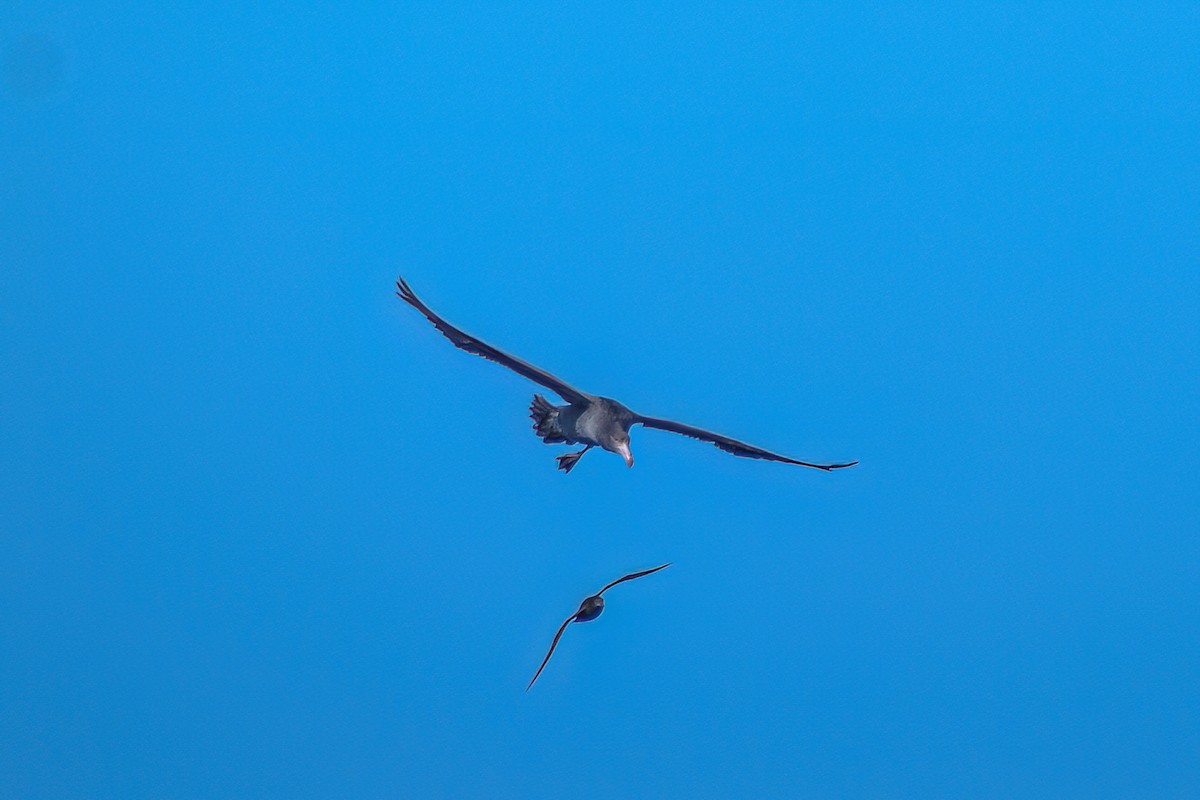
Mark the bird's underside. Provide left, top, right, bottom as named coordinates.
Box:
left=396, top=276, right=858, bottom=473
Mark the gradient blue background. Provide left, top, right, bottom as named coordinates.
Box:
left=3, top=4, right=1198, bottom=798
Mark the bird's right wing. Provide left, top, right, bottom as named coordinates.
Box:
left=597, top=563, right=672, bottom=596
left=527, top=613, right=578, bottom=691
left=397, top=277, right=589, bottom=404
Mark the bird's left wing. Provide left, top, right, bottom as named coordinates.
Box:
left=635, top=415, right=858, bottom=471
left=597, top=563, right=672, bottom=596
left=397, top=277, right=590, bottom=404
left=527, top=613, right=578, bottom=691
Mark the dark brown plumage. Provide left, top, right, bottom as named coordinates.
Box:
left=527, top=563, right=671, bottom=691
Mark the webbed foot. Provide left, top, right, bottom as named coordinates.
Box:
left=555, top=447, right=591, bottom=474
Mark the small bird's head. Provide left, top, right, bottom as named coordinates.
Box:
left=576, top=595, right=605, bottom=622
left=604, top=433, right=634, bottom=467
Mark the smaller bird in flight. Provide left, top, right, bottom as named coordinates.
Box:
left=527, top=563, right=671, bottom=691
left=396, top=277, right=858, bottom=474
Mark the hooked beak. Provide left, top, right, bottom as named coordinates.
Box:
left=616, top=441, right=634, bottom=468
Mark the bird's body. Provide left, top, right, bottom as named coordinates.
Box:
left=573, top=595, right=604, bottom=622
left=396, top=276, right=857, bottom=474
left=532, top=396, right=629, bottom=445
left=530, top=394, right=636, bottom=470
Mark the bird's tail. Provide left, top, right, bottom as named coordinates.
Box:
left=530, top=394, right=567, bottom=444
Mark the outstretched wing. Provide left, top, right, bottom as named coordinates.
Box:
left=397, top=277, right=589, bottom=404
left=597, top=563, right=672, bottom=596
left=636, top=416, right=858, bottom=471
left=527, top=613, right=578, bottom=691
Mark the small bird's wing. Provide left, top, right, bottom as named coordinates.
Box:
left=635, top=416, right=858, bottom=471
left=397, top=277, right=590, bottom=404
left=527, top=613, right=578, bottom=691
left=597, top=562, right=672, bottom=596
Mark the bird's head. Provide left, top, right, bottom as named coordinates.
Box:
left=604, top=433, right=634, bottom=467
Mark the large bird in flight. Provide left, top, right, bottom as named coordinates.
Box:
left=527, top=563, right=671, bottom=691
left=396, top=276, right=857, bottom=474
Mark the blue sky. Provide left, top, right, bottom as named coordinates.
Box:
left=3, top=3, right=1198, bottom=798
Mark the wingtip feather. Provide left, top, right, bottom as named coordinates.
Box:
left=395, top=275, right=419, bottom=306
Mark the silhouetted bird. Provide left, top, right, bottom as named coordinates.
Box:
left=527, top=563, right=671, bottom=691
left=396, top=277, right=858, bottom=474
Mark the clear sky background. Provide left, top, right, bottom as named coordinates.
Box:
left=3, top=3, right=1198, bottom=798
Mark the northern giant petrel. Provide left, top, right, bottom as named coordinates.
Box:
left=396, top=277, right=858, bottom=474
left=527, top=563, right=671, bottom=691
